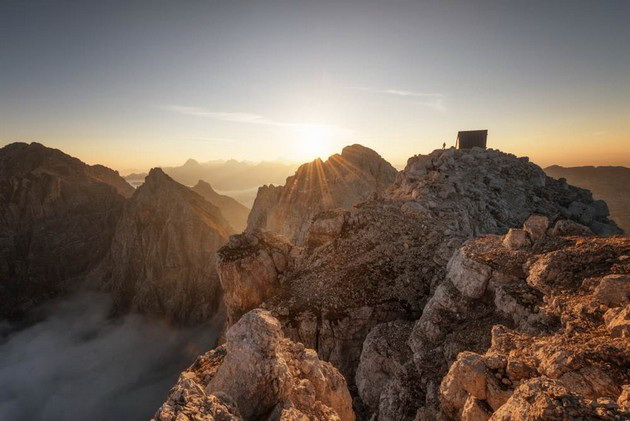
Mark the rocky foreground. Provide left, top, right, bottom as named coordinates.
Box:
left=156, top=147, right=627, bottom=419
left=154, top=309, right=354, bottom=421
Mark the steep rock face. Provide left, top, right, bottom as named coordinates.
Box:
left=191, top=180, right=250, bottom=232
left=247, top=144, right=397, bottom=245
left=0, top=142, right=132, bottom=318
left=217, top=230, right=294, bottom=325
left=92, top=168, right=234, bottom=323
left=219, top=148, right=621, bottom=393
left=153, top=309, right=354, bottom=421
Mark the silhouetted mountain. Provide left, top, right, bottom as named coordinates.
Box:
left=545, top=165, right=629, bottom=233
left=0, top=142, right=132, bottom=318
left=191, top=180, right=250, bottom=232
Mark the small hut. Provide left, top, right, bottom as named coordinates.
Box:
left=456, top=130, right=487, bottom=149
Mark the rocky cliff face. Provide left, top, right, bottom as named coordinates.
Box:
left=153, top=309, right=354, bottom=420
left=206, top=147, right=624, bottom=418
left=0, top=142, right=132, bottom=318
left=92, top=168, right=234, bottom=323
left=217, top=231, right=294, bottom=325
left=191, top=180, right=250, bottom=232
left=247, top=144, right=398, bottom=245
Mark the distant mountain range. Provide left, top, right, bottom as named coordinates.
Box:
left=545, top=165, right=630, bottom=233
left=124, top=159, right=299, bottom=206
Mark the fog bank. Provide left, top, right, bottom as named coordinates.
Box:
left=0, top=292, right=221, bottom=421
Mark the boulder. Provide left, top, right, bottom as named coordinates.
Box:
left=502, top=229, right=531, bottom=250
left=522, top=215, right=549, bottom=242
left=549, top=219, right=593, bottom=237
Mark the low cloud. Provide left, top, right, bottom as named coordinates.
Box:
left=161, top=105, right=354, bottom=137
left=0, top=292, right=222, bottom=421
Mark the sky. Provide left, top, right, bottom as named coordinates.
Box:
left=1, top=0, right=629, bottom=173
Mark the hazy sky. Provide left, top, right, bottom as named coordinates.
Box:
left=1, top=0, right=629, bottom=172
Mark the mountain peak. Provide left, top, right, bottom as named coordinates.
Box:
left=247, top=144, right=397, bottom=244
left=144, top=167, right=176, bottom=187
left=183, top=158, right=200, bottom=167
left=193, top=179, right=216, bottom=193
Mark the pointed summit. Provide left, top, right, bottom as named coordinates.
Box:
left=94, top=171, right=234, bottom=323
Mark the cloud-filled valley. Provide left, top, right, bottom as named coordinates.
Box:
left=0, top=293, right=222, bottom=421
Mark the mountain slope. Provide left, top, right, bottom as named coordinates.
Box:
left=545, top=165, right=629, bottom=234
left=92, top=168, right=234, bottom=323
left=0, top=142, right=132, bottom=318
left=247, top=144, right=398, bottom=244
left=191, top=180, right=250, bottom=232
left=205, top=147, right=623, bottom=418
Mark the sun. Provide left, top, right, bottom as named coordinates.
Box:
left=295, top=124, right=337, bottom=161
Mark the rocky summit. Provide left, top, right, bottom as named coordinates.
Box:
left=246, top=144, right=397, bottom=245
left=91, top=168, right=235, bottom=323
left=192, top=180, right=251, bottom=232
left=0, top=142, right=133, bottom=318
left=159, top=147, right=629, bottom=419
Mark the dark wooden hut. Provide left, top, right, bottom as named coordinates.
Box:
left=456, top=130, right=488, bottom=149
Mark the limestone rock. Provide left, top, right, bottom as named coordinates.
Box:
left=153, top=309, right=354, bottom=421
left=92, top=168, right=234, bottom=323
left=545, top=165, right=628, bottom=235
left=216, top=148, right=624, bottom=420
left=0, top=142, right=131, bottom=318
left=549, top=219, right=593, bottom=237
left=246, top=144, right=397, bottom=245
left=355, top=320, right=414, bottom=411
left=522, top=215, right=549, bottom=242
left=592, top=274, right=630, bottom=307
left=603, top=305, right=630, bottom=338
left=434, top=235, right=629, bottom=419
left=502, top=229, right=531, bottom=250
left=217, top=230, right=294, bottom=325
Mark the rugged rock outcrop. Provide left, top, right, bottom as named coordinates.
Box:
left=217, top=231, right=294, bottom=325
left=212, top=147, right=623, bottom=418
left=355, top=216, right=629, bottom=419
left=247, top=144, right=397, bottom=245
left=153, top=309, right=354, bottom=420
left=192, top=180, right=250, bottom=232
left=0, top=142, right=132, bottom=318
left=433, top=230, right=629, bottom=420
left=545, top=165, right=630, bottom=234
left=158, top=147, right=626, bottom=419
left=92, top=168, right=234, bottom=323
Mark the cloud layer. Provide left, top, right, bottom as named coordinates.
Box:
left=0, top=293, right=221, bottom=421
